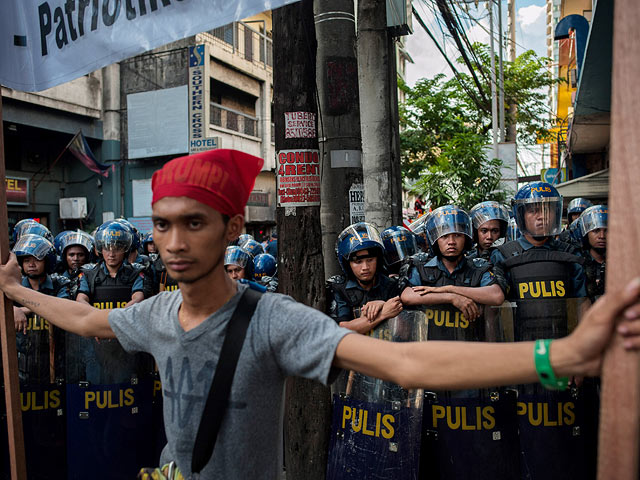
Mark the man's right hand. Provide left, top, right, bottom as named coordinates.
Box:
left=13, top=306, right=27, bottom=334
left=0, top=253, right=24, bottom=296
left=450, top=294, right=480, bottom=321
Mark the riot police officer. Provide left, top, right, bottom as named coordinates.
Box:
left=76, top=220, right=146, bottom=307
left=468, top=201, right=510, bottom=260
left=567, top=197, right=592, bottom=225
left=10, top=234, right=70, bottom=477
left=400, top=207, right=516, bottom=479
left=380, top=225, right=418, bottom=276
left=224, top=245, right=253, bottom=280
left=142, top=232, right=158, bottom=256
left=57, top=230, right=94, bottom=300
left=490, top=182, right=593, bottom=480
left=327, top=222, right=402, bottom=334
left=578, top=205, right=607, bottom=302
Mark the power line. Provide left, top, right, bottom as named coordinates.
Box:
left=412, top=6, right=488, bottom=112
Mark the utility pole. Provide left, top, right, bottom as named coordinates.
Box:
left=598, top=1, right=640, bottom=478
left=314, top=0, right=364, bottom=277
left=272, top=2, right=331, bottom=478
left=357, top=0, right=402, bottom=231
left=506, top=0, right=517, bottom=142
left=488, top=0, right=499, bottom=159
left=498, top=0, right=505, bottom=142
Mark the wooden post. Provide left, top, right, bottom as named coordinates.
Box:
left=598, top=1, right=640, bottom=478
left=273, top=1, right=331, bottom=478
left=0, top=95, right=28, bottom=478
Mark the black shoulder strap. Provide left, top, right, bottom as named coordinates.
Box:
left=191, top=287, right=262, bottom=473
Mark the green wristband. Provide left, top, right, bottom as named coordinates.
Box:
left=534, top=339, right=569, bottom=390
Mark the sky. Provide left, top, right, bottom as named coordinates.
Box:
left=404, top=0, right=548, bottom=175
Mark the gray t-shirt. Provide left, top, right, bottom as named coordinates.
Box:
left=109, top=283, right=350, bottom=478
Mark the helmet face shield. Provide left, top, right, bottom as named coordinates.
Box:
left=224, top=246, right=251, bottom=268
left=579, top=205, right=608, bottom=236
left=95, top=222, right=133, bottom=253
left=425, top=206, right=472, bottom=246
left=512, top=197, right=563, bottom=237
left=14, top=221, right=54, bottom=244
left=567, top=197, right=592, bottom=215
left=60, top=231, right=95, bottom=256
left=13, top=234, right=57, bottom=273
left=13, top=234, right=55, bottom=261
left=381, top=227, right=418, bottom=266
left=506, top=218, right=520, bottom=242
left=470, top=201, right=509, bottom=230
left=239, top=239, right=265, bottom=258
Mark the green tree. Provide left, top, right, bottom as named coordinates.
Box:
left=400, top=44, right=559, bottom=208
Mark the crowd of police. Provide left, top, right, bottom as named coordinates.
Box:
left=325, top=181, right=607, bottom=480
left=1, top=179, right=606, bottom=479
left=1, top=217, right=281, bottom=478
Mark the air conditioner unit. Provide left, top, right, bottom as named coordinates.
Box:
left=59, top=197, right=88, bottom=219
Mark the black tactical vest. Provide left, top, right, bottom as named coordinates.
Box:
left=497, top=241, right=584, bottom=341
left=583, top=255, right=605, bottom=302
left=153, top=257, right=179, bottom=292
left=327, top=274, right=399, bottom=321
left=83, top=262, right=143, bottom=308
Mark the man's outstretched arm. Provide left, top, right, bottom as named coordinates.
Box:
left=335, top=277, right=640, bottom=391
left=0, top=253, right=114, bottom=338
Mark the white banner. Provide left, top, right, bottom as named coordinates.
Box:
left=1, top=0, right=299, bottom=92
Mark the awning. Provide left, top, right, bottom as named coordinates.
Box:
left=567, top=0, right=613, bottom=155
left=556, top=168, right=609, bottom=200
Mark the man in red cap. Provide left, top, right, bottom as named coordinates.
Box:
left=0, top=149, right=639, bottom=478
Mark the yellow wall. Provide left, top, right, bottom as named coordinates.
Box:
left=562, top=0, right=592, bottom=18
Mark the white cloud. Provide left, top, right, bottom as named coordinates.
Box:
left=517, top=5, right=546, bottom=35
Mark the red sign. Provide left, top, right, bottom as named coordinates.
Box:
left=6, top=177, right=29, bottom=205
left=276, top=149, right=320, bottom=206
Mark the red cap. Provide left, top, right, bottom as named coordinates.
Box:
left=152, top=149, right=264, bottom=216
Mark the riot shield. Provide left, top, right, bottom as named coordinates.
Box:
left=15, top=313, right=67, bottom=479
left=66, top=285, right=157, bottom=479
left=494, top=297, right=598, bottom=480
left=420, top=302, right=520, bottom=480
left=326, top=310, right=427, bottom=480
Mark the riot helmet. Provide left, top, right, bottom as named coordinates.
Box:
left=236, top=233, right=254, bottom=246
left=13, top=234, right=58, bottom=273
left=12, top=219, right=54, bottom=244
left=425, top=205, right=473, bottom=255
left=253, top=253, right=277, bottom=281
left=240, top=238, right=265, bottom=258
left=567, top=197, right=592, bottom=220
left=335, top=222, right=384, bottom=277
left=54, top=230, right=72, bottom=253
left=578, top=205, right=608, bottom=237
left=505, top=218, right=521, bottom=242
left=224, top=246, right=251, bottom=268
left=381, top=226, right=418, bottom=268
left=408, top=212, right=433, bottom=253
left=470, top=201, right=509, bottom=235
left=95, top=221, right=133, bottom=253
left=511, top=182, right=563, bottom=237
